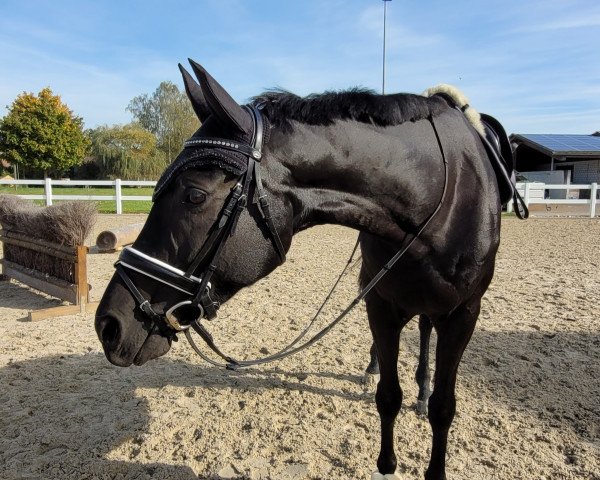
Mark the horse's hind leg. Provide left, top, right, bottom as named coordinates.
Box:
left=363, top=342, right=380, bottom=388
left=366, top=342, right=380, bottom=375
left=367, top=293, right=408, bottom=480
left=425, top=298, right=480, bottom=480
left=365, top=315, right=433, bottom=411
left=415, top=314, right=433, bottom=415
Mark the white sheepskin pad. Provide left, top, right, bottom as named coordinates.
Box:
left=371, top=470, right=402, bottom=479
left=422, top=83, right=485, bottom=136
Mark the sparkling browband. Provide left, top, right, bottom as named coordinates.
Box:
left=184, top=137, right=262, bottom=160
left=184, top=138, right=240, bottom=149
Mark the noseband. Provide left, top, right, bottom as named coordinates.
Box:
left=115, top=105, right=286, bottom=335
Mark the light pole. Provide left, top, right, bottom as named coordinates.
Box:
left=382, top=0, right=391, bottom=94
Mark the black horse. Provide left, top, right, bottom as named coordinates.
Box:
left=96, top=60, right=505, bottom=479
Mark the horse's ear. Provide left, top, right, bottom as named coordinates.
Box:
left=178, top=63, right=211, bottom=122
left=188, top=59, right=252, bottom=134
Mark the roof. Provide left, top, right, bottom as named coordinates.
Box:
left=511, top=134, right=600, bottom=157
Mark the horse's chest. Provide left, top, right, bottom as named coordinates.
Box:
left=363, top=236, right=497, bottom=315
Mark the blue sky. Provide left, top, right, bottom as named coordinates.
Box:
left=0, top=0, right=598, bottom=134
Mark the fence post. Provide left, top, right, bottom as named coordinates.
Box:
left=524, top=182, right=531, bottom=207
left=115, top=178, right=122, bottom=215
left=73, top=245, right=89, bottom=309
left=506, top=198, right=513, bottom=213
left=591, top=183, right=598, bottom=218
left=44, top=177, right=53, bottom=206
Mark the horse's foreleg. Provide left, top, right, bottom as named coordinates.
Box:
left=425, top=299, right=479, bottom=480
left=415, top=314, right=433, bottom=415
left=366, top=294, right=406, bottom=480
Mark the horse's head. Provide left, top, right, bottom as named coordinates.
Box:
left=95, top=61, right=292, bottom=366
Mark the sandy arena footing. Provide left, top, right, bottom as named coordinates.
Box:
left=1, top=216, right=599, bottom=479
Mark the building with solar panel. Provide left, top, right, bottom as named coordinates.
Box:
left=510, top=133, right=600, bottom=200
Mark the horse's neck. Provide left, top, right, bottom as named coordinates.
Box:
left=269, top=119, right=444, bottom=241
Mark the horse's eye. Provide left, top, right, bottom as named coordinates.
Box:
left=185, top=189, right=206, bottom=205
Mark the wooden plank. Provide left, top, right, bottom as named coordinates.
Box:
left=1, top=259, right=77, bottom=290
left=10, top=195, right=45, bottom=200
left=542, top=184, right=591, bottom=189
left=122, top=180, right=156, bottom=186
left=528, top=199, right=589, bottom=205
left=0, top=230, right=77, bottom=258
left=1, top=260, right=77, bottom=304
left=0, top=179, right=45, bottom=185
left=0, top=235, right=77, bottom=262
left=51, top=180, right=115, bottom=186
left=51, top=195, right=115, bottom=201
left=27, top=301, right=99, bottom=321
left=121, top=196, right=152, bottom=201
left=28, top=305, right=81, bottom=322
left=3, top=229, right=78, bottom=254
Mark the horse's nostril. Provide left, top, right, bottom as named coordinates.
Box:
left=101, top=316, right=121, bottom=346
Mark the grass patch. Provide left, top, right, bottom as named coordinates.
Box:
left=0, top=185, right=154, bottom=214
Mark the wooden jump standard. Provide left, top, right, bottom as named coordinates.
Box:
left=0, top=229, right=98, bottom=321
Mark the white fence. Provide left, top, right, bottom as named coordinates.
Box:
left=508, top=182, right=599, bottom=218
left=1, top=179, right=599, bottom=217
left=0, top=178, right=156, bottom=214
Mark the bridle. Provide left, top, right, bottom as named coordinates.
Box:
left=115, top=104, right=286, bottom=337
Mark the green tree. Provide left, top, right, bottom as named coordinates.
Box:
left=87, top=123, right=168, bottom=180
left=127, top=81, right=199, bottom=163
left=0, top=87, right=89, bottom=177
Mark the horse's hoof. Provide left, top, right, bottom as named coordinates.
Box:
left=371, top=471, right=401, bottom=479
left=362, top=373, right=380, bottom=392
left=415, top=399, right=428, bottom=416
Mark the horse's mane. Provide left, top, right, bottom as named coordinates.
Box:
left=253, top=88, right=449, bottom=131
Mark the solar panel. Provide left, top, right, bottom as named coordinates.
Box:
left=518, top=134, right=600, bottom=155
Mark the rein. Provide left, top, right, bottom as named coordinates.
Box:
left=114, top=108, right=448, bottom=370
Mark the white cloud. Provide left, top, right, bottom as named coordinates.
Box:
left=1, top=0, right=598, bottom=135
left=513, top=12, right=600, bottom=32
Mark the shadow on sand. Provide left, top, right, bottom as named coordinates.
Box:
left=0, top=326, right=597, bottom=479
